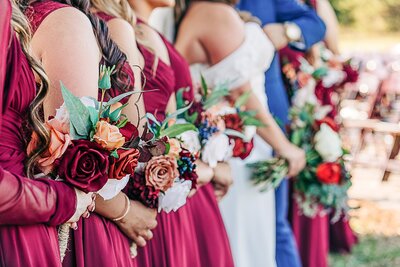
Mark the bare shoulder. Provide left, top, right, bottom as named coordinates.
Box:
left=106, top=17, right=136, bottom=49
left=186, top=1, right=244, bottom=33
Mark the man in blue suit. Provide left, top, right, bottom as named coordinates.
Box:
left=236, top=1, right=326, bottom=266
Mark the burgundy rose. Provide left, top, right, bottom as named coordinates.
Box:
left=223, top=114, right=243, bottom=131
left=109, top=148, right=140, bottom=179
left=342, top=63, right=359, bottom=84
left=58, top=140, right=109, bottom=193
left=232, top=137, right=254, bottom=160
left=119, top=122, right=139, bottom=141
left=126, top=173, right=160, bottom=209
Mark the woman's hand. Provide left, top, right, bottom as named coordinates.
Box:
left=114, top=200, right=157, bottom=247
left=68, top=189, right=95, bottom=229
left=212, top=162, right=233, bottom=201
left=277, top=143, right=306, bottom=177
left=188, top=160, right=214, bottom=197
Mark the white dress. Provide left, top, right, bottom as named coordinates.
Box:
left=190, top=22, right=277, bottom=267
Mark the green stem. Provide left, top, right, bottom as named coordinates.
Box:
left=98, top=89, right=106, bottom=120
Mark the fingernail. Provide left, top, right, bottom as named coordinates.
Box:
left=73, top=225, right=78, bottom=230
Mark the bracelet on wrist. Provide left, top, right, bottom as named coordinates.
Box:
left=112, top=194, right=131, bottom=222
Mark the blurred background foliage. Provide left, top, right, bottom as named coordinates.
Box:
left=330, top=0, right=400, bottom=32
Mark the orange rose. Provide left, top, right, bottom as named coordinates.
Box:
left=109, top=148, right=140, bottom=179
left=27, top=119, right=71, bottom=174
left=145, top=155, right=178, bottom=191
left=168, top=138, right=182, bottom=157
left=93, top=120, right=125, bottom=151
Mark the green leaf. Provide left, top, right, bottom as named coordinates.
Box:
left=291, top=129, right=303, bottom=146
left=176, top=87, right=189, bottom=109
left=200, top=75, right=208, bottom=98
left=108, top=103, right=128, bottom=123
left=203, top=86, right=229, bottom=109
left=234, top=91, right=251, bottom=108
left=242, top=116, right=265, bottom=127
left=160, top=123, right=197, bottom=138
left=145, top=113, right=161, bottom=127
left=60, top=82, right=91, bottom=139
left=87, top=106, right=99, bottom=127
left=312, top=67, right=328, bottom=80
left=101, top=105, right=111, bottom=118
left=185, top=112, right=198, bottom=125
left=224, top=129, right=246, bottom=139
left=110, top=149, right=119, bottom=159
left=104, top=90, right=144, bottom=107
left=116, top=118, right=128, bottom=128
left=164, top=102, right=193, bottom=126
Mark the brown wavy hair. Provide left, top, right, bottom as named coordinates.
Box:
left=11, top=1, right=51, bottom=177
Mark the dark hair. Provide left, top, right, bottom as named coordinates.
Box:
left=54, top=0, right=134, bottom=96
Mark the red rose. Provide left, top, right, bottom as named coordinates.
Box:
left=316, top=162, right=341, bottom=184
left=316, top=117, right=339, bottom=132
left=342, top=63, right=359, bottom=84
left=119, top=122, right=139, bottom=141
left=224, top=114, right=243, bottom=132
left=126, top=173, right=160, bottom=209
left=109, top=148, right=140, bottom=179
left=58, top=140, right=109, bottom=193
left=232, top=137, right=254, bottom=160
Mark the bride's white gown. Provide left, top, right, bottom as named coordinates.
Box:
left=190, top=22, right=277, bottom=267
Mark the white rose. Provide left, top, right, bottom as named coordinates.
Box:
left=97, top=175, right=130, bottom=200
left=314, top=124, right=343, bottom=162
left=158, top=179, right=192, bottom=213
left=322, top=69, right=346, bottom=88
left=292, top=79, right=318, bottom=108
left=55, top=96, right=97, bottom=124
left=313, top=105, right=332, bottom=120
left=201, top=133, right=233, bottom=168
left=178, top=130, right=201, bottom=154
left=244, top=125, right=257, bottom=142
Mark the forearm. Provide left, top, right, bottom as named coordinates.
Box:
left=95, top=192, right=128, bottom=220
left=317, top=0, right=340, bottom=54
left=0, top=168, right=76, bottom=226
left=230, top=87, right=291, bottom=154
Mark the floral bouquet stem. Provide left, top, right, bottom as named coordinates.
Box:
left=58, top=223, right=70, bottom=261
left=247, top=158, right=288, bottom=191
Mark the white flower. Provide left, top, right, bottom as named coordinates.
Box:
left=244, top=125, right=257, bottom=142
left=322, top=69, right=346, bottom=88
left=201, top=133, right=233, bottom=168
left=55, top=96, right=96, bottom=124
left=314, top=124, right=343, bottom=162
left=292, top=79, right=318, bottom=108
left=313, top=105, right=332, bottom=120
left=158, top=179, right=192, bottom=213
left=97, top=175, right=130, bottom=200
left=178, top=130, right=201, bottom=154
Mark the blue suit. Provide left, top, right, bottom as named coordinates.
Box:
left=236, top=1, right=326, bottom=267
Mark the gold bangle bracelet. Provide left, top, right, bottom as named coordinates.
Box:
left=112, top=194, right=131, bottom=222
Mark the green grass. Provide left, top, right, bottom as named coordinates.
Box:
left=329, top=235, right=400, bottom=267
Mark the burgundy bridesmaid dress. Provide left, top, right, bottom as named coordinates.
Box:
left=0, top=1, right=76, bottom=266
left=27, top=6, right=137, bottom=267
left=133, top=19, right=234, bottom=267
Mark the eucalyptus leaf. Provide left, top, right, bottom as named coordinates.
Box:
left=60, top=82, right=91, bottom=139
left=164, top=102, right=193, bottom=125
left=185, top=112, right=198, bottom=125
left=200, top=75, right=208, bottom=98
left=160, top=123, right=197, bottom=138
left=224, top=129, right=246, bottom=139
left=145, top=113, right=161, bottom=127
left=109, top=103, right=128, bottom=122
left=87, top=106, right=99, bottom=127
left=104, top=90, right=144, bottom=107
left=234, top=91, right=251, bottom=108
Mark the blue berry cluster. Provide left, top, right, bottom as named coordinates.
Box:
left=199, top=119, right=219, bottom=144
left=178, top=156, right=196, bottom=175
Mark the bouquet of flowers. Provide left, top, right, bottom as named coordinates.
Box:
left=175, top=77, right=261, bottom=168
left=248, top=57, right=353, bottom=221
left=125, top=108, right=198, bottom=214
left=27, top=65, right=143, bottom=260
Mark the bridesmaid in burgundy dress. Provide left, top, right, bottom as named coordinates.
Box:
left=0, top=1, right=93, bottom=266
left=281, top=1, right=356, bottom=267
left=25, top=1, right=158, bottom=266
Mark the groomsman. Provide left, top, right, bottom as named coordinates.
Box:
left=236, top=1, right=326, bottom=267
